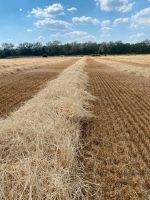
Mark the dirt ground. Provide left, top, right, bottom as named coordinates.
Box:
left=0, top=58, right=78, bottom=117
left=82, top=58, right=150, bottom=199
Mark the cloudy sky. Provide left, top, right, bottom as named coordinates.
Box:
left=0, top=0, right=150, bottom=44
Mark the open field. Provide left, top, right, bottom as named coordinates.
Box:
left=0, top=55, right=150, bottom=199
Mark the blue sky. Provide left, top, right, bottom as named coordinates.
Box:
left=0, top=0, right=150, bottom=44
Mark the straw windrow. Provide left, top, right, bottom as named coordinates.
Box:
left=0, top=58, right=93, bottom=199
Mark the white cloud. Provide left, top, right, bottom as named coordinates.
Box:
left=131, top=7, right=150, bottom=27
left=7, top=37, right=14, bottom=42
left=26, top=29, right=33, bottom=32
left=65, top=31, right=88, bottom=38
left=50, top=31, right=96, bottom=42
left=95, top=0, right=134, bottom=13
left=113, top=17, right=130, bottom=25
left=72, top=16, right=100, bottom=24
left=34, top=18, right=70, bottom=29
left=100, top=19, right=112, bottom=36
left=101, top=26, right=112, bottom=33
left=26, top=14, right=31, bottom=18
left=101, top=20, right=111, bottom=26
left=135, top=33, right=146, bottom=37
left=19, top=8, right=23, bottom=12
left=30, top=3, right=64, bottom=18
left=130, top=32, right=146, bottom=38
left=37, top=36, right=45, bottom=41
left=67, top=7, right=77, bottom=12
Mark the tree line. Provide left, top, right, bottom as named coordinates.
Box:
left=0, top=40, right=150, bottom=58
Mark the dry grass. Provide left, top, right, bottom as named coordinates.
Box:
left=0, top=58, right=94, bottom=199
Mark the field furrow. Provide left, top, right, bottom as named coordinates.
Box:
left=109, top=75, right=150, bottom=111
left=82, top=58, right=150, bottom=199
left=96, top=74, right=150, bottom=166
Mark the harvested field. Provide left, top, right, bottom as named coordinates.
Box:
left=0, top=58, right=78, bottom=117
left=82, top=58, right=150, bottom=199
left=0, top=55, right=150, bottom=199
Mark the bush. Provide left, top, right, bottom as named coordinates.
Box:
left=42, top=54, right=48, bottom=57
